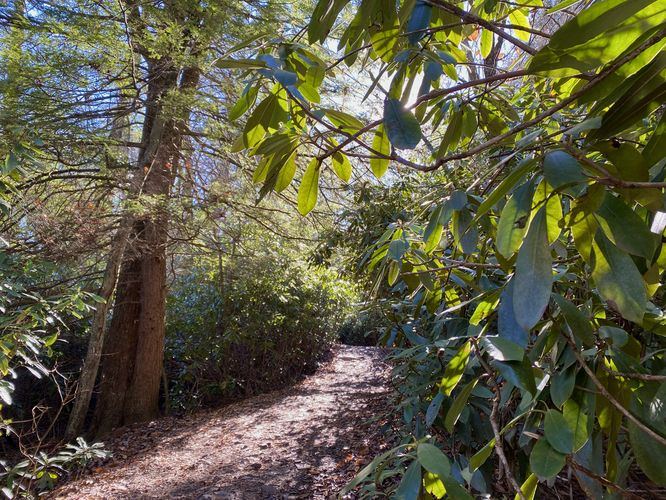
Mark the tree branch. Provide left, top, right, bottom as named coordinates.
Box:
left=564, top=332, right=666, bottom=447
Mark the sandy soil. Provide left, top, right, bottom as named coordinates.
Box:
left=51, top=345, right=393, bottom=499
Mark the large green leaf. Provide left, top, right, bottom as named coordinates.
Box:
left=508, top=9, right=531, bottom=43
left=406, top=1, right=432, bottom=44
left=496, top=180, right=535, bottom=258
left=563, top=395, right=592, bottom=452
left=532, top=180, right=562, bottom=244
left=530, top=439, right=566, bottom=480
left=544, top=409, right=575, bottom=454
left=228, top=85, right=259, bottom=121
left=444, top=379, right=478, bottom=433
left=417, top=443, right=451, bottom=479
left=594, top=193, right=658, bottom=260
left=441, top=477, right=473, bottom=500
left=252, top=133, right=295, bottom=156
left=425, top=391, right=443, bottom=427
left=370, top=26, right=400, bottom=63
left=331, top=151, right=352, bottom=182
left=469, top=292, right=500, bottom=326
left=480, top=336, right=524, bottom=362
left=550, top=366, right=576, bottom=408
left=528, top=0, right=666, bottom=76
left=591, top=231, right=647, bottom=324
left=308, top=0, right=350, bottom=44
left=515, top=473, right=538, bottom=500
left=469, top=439, right=495, bottom=472
left=579, top=37, right=666, bottom=106
left=495, top=357, right=537, bottom=396
left=480, top=29, right=493, bottom=58
left=542, top=150, right=586, bottom=192
left=552, top=295, right=594, bottom=347
left=572, top=433, right=605, bottom=499
left=436, top=108, right=463, bottom=158
left=395, top=460, right=422, bottom=500
left=628, top=382, right=666, bottom=486
left=274, top=151, right=297, bottom=192
left=498, top=280, right=529, bottom=347
left=297, top=159, right=320, bottom=215
left=383, top=98, right=422, bottom=150
left=370, top=124, right=391, bottom=178
left=452, top=209, right=478, bottom=255
left=243, top=94, right=287, bottom=148
left=253, top=155, right=272, bottom=185
left=440, top=340, right=470, bottom=396
left=589, top=53, right=666, bottom=140
left=259, top=150, right=297, bottom=197
left=424, top=204, right=445, bottom=245
left=644, top=112, right=666, bottom=166
left=513, top=208, right=552, bottom=330
left=324, top=108, right=365, bottom=132
left=216, top=58, right=268, bottom=69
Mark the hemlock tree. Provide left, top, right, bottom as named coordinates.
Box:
left=81, top=0, right=297, bottom=435
left=0, top=0, right=301, bottom=438
left=226, top=0, right=666, bottom=496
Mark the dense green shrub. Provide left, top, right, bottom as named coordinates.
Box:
left=337, top=306, right=389, bottom=346
left=165, top=254, right=358, bottom=410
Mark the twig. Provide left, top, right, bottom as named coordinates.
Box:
left=564, top=332, right=666, bottom=447
left=424, top=0, right=537, bottom=55
left=598, top=364, right=666, bottom=382
left=567, top=458, right=641, bottom=500
left=472, top=339, right=526, bottom=500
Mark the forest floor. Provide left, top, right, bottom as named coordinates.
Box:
left=51, top=345, right=395, bottom=499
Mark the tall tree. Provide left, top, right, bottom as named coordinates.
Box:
left=0, top=0, right=299, bottom=436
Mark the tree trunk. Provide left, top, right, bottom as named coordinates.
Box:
left=64, top=214, right=133, bottom=440
left=93, top=58, right=200, bottom=436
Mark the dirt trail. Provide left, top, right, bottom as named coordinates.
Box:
left=52, top=346, right=393, bottom=499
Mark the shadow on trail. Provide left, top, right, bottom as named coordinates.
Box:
left=52, top=346, right=392, bottom=500
left=164, top=398, right=373, bottom=498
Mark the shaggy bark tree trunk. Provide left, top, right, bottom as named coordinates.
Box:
left=93, top=59, right=176, bottom=435
left=93, top=57, right=200, bottom=436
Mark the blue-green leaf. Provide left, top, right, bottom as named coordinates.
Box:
left=297, top=159, right=320, bottom=215
left=383, top=99, right=422, bottom=150
left=406, top=1, right=432, bottom=44
left=513, top=208, right=552, bottom=330
left=543, top=150, right=586, bottom=191
left=395, top=460, right=422, bottom=500
left=417, top=443, right=451, bottom=479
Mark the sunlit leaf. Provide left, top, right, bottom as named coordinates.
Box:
left=297, top=159, right=320, bottom=215
left=370, top=124, right=391, bottom=178
left=440, top=340, right=471, bottom=396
